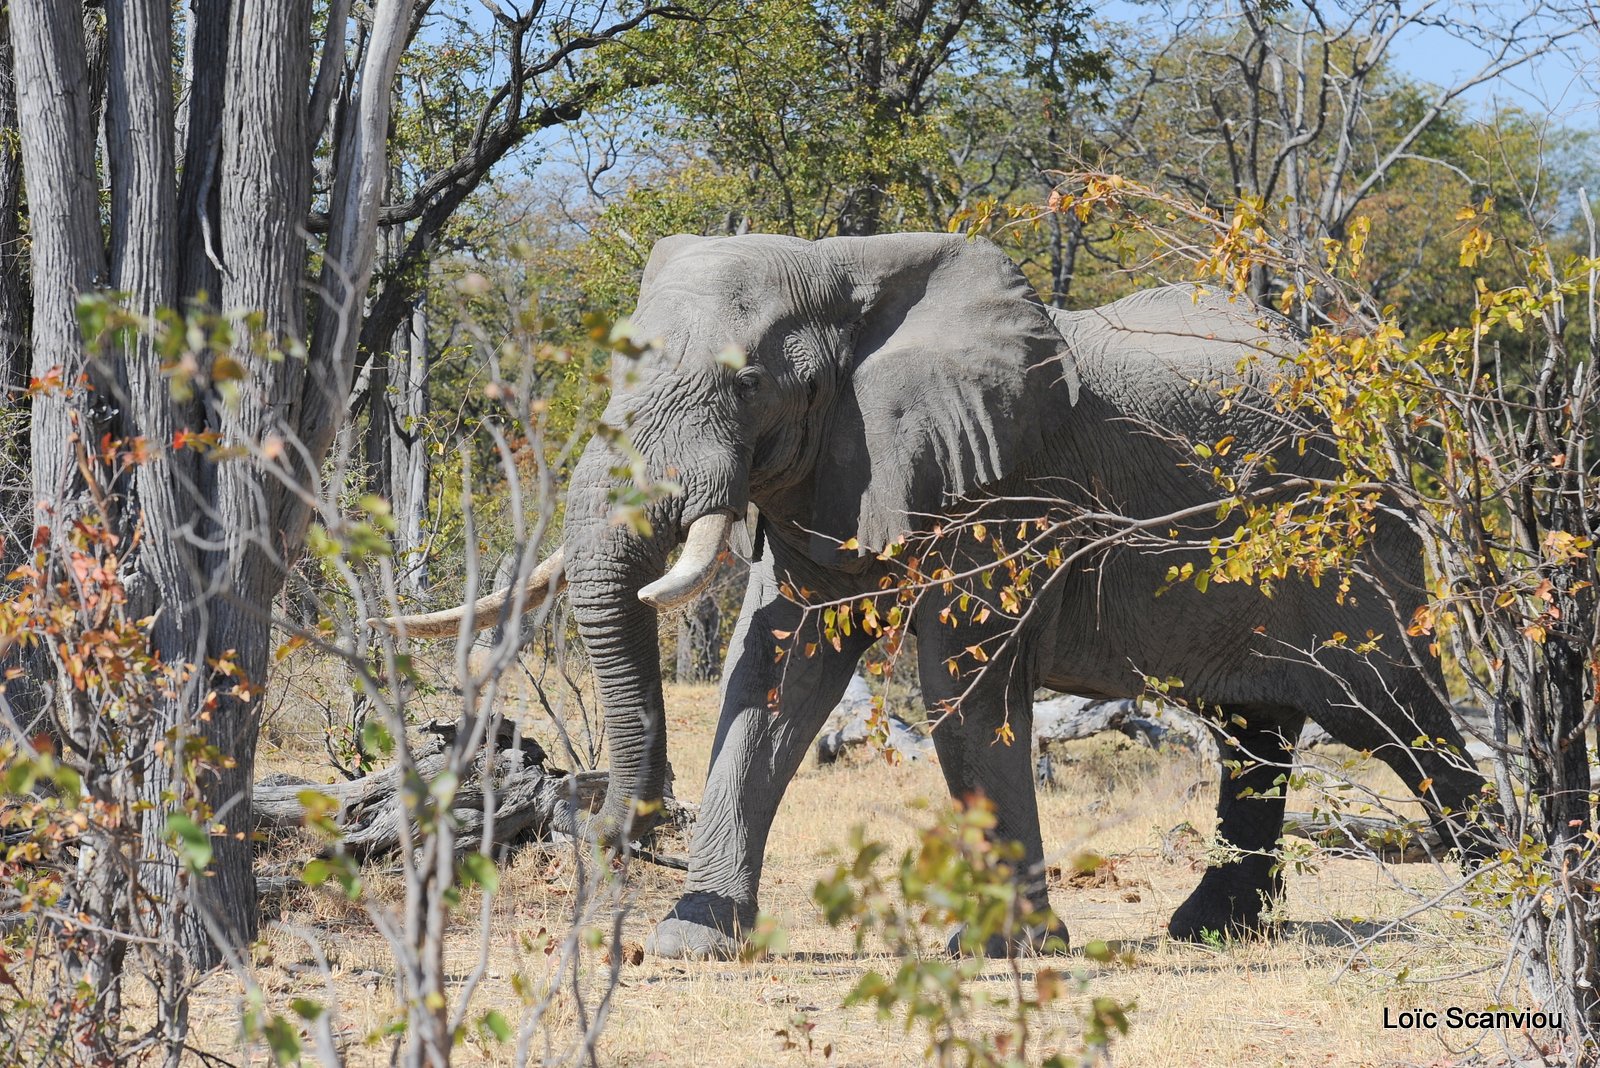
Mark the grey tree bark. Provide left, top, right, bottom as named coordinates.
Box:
left=10, top=0, right=119, bottom=1022
left=11, top=0, right=416, bottom=971
left=0, top=11, right=25, bottom=393
left=0, top=4, right=52, bottom=760
left=363, top=219, right=430, bottom=597
left=174, top=0, right=230, bottom=308
left=11, top=0, right=107, bottom=521
left=173, top=0, right=314, bottom=959
left=393, top=300, right=430, bottom=596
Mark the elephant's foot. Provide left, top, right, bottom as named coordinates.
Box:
left=947, top=910, right=1069, bottom=959
left=580, top=806, right=665, bottom=854
left=645, top=892, right=753, bottom=961
left=1167, top=870, right=1281, bottom=942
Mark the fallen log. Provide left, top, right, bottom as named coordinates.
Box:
left=813, top=682, right=1495, bottom=789
left=815, top=674, right=935, bottom=765
left=1280, top=811, right=1449, bottom=863
left=252, top=719, right=689, bottom=862
left=815, top=681, right=1220, bottom=771
left=1033, top=696, right=1220, bottom=785
left=1033, top=695, right=1215, bottom=752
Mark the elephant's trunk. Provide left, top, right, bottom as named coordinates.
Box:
left=569, top=577, right=672, bottom=845
left=562, top=431, right=742, bottom=847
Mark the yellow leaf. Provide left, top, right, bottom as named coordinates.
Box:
left=1036, top=968, right=1062, bottom=1005
left=210, top=355, right=247, bottom=382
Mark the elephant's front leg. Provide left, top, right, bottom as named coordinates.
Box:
left=647, top=552, right=875, bottom=960
left=917, top=615, right=1066, bottom=957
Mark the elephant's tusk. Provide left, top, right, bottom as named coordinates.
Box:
left=367, top=549, right=565, bottom=638
left=638, top=511, right=733, bottom=611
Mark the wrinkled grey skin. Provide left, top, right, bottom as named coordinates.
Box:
left=562, top=233, right=1485, bottom=960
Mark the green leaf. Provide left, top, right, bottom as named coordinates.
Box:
left=290, top=998, right=324, bottom=1021
left=479, top=1009, right=512, bottom=1043
left=261, top=1014, right=302, bottom=1065
left=3, top=756, right=41, bottom=795
left=52, top=765, right=83, bottom=805
left=459, top=852, right=500, bottom=895
left=360, top=718, right=395, bottom=758
left=165, top=814, right=213, bottom=873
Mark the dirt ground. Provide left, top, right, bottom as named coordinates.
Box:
left=208, top=666, right=1553, bottom=1068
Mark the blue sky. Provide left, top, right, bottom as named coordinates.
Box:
left=1099, top=0, right=1598, bottom=127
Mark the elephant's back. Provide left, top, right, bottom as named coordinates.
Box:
left=1048, top=285, right=1302, bottom=418
left=1048, top=284, right=1332, bottom=485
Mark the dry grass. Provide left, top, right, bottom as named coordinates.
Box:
left=197, top=659, right=1547, bottom=1067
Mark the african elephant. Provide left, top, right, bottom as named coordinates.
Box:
left=384, top=233, right=1485, bottom=960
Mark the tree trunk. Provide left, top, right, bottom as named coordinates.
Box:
left=105, top=0, right=232, bottom=976
left=363, top=213, right=430, bottom=597
left=112, top=0, right=307, bottom=966
left=82, top=2, right=108, bottom=188
left=1047, top=210, right=1081, bottom=309
left=10, top=0, right=120, bottom=1027
left=837, top=0, right=979, bottom=238
left=0, top=10, right=48, bottom=737
left=394, top=299, right=430, bottom=596
left=174, top=0, right=229, bottom=308
left=0, top=12, right=26, bottom=394
left=362, top=186, right=400, bottom=508
left=11, top=0, right=108, bottom=519
left=674, top=591, right=721, bottom=683
left=1528, top=586, right=1600, bottom=1033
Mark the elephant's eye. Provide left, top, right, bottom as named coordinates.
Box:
left=735, top=367, right=763, bottom=400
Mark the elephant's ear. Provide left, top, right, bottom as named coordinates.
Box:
left=806, top=234, right=1080, bottom=564
left=640, top=234, right=713, bottom=291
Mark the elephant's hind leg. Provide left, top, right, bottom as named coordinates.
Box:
left=1314, top=655, right=1490, bottom=862
left=1169, top=707, right=1305, bottom=942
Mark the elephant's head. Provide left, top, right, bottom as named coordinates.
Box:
left=379, top=233, right=1080, bottom=844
